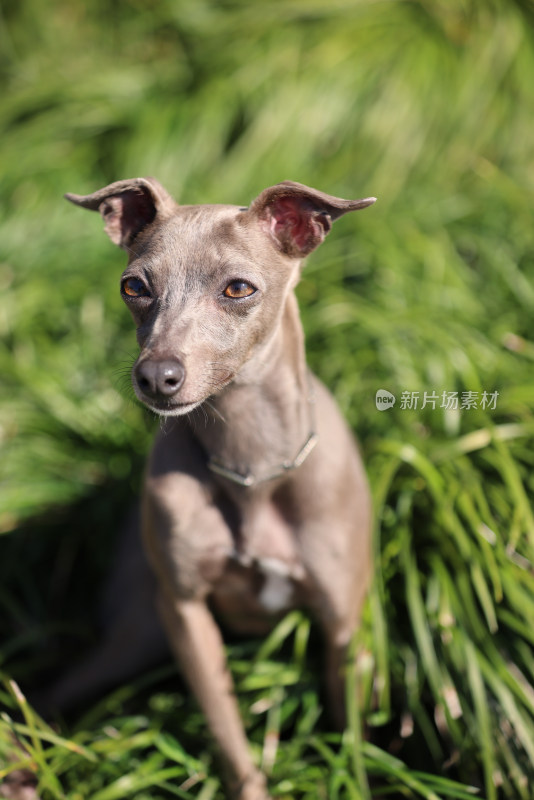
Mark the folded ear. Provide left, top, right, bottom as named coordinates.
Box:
left=249, top=180, right=376, bottom=258
left=65, top=177, right=176, bottom=249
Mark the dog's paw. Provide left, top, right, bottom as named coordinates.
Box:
left=232, top=770, right=271, bottom=800
left=0, top=770, right=40, bottom=800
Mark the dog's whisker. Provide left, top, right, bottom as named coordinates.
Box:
left=204, top=400, right=227, bottom=425
left=122, top=242, right=141, bottom=259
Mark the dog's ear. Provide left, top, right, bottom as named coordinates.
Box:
left=249, top=181, right=376, bottom=258
left=65, top=177, right=176, bottom=249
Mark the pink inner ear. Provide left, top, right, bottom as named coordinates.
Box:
left=268, top=197, right=328, bottom=256
left=99, top=190, right=157, bottom=248
left=100, top=197, right=123, bottom=245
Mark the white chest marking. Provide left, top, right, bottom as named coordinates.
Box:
left=257, top=558, right=295, bottom=612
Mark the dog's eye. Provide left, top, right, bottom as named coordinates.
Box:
left=122, top=277, right=150, bottom=298
left=223, top=281, right=256, bottom=299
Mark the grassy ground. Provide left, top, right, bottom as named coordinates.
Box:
left=1, top=0, right=534, bottom=797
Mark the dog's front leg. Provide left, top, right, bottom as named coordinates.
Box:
left=157, top=592, right=270, bottom=800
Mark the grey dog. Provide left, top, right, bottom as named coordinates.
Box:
left=66, top=178, right=375, bottom=799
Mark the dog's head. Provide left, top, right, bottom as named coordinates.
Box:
left=67, top=178, right=375, bottom=416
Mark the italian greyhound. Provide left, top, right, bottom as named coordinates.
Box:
left=65, top=178, right=375, bottom=800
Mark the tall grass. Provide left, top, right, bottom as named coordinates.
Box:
left=1, top=0, right=534, bottom=797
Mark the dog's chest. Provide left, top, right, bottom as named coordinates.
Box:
left=211, top=499, right=306, bottom=628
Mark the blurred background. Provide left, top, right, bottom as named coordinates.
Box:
left=1, top=1, right=534, bottom=798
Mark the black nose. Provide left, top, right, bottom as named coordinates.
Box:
left=134, top=358, right=185, bottom=401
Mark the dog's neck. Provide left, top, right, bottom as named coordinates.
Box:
left=192, top=294, right=316, bottom=487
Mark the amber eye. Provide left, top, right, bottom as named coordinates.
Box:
left=223, top=280, right=256, bottom=299
left=122, top=277, right=150, bottom=298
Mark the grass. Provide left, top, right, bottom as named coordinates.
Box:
left=1, top=0, right=534, bottom=797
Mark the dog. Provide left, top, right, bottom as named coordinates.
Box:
left=66, top=178, right=375, bottom=800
